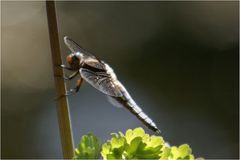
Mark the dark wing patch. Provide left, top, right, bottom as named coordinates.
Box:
left=83, top=58, right=106, bottom=70
left=80, top=68, right=123, bottom=97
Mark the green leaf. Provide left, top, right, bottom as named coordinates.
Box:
left=147, top=136, right=164, bottom=147
left=178, top=144, right=192, bottom=158
left=101, top=143, right=111, bottom=159
left=160, top=146, right=171, bottom=160
left=169, top=144, right=195, bottom=160
left=110, top=134, right=126, bottom=149
left=73, top=133, right=101, bottom=159
left=125, top=127, right=145, bottom=144
left=125, top=137, right=142, bottom=158
left=101, top=127, right=165, bottom=160
left=106, top=153, right=117, bottom=159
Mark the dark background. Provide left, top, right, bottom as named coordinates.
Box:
left=2, top=1, right=239, bottom=159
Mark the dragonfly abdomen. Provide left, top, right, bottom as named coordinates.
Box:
left=113, top=83, right=161, bottom=133
left=126, top=100, right=161, bottom=134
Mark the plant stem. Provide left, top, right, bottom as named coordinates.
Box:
left=46, top=1, right=74, bottom=158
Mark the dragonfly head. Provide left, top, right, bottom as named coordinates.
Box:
left=66, top=53, right=80, bottom=70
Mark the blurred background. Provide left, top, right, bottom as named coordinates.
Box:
left=1, top=1, right=239, bottom=159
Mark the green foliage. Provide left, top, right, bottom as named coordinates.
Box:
left=74, top=128, right=200, bottom=160
left=161, top=144, right=194, bottom=160
left=102, top=128, right=164, bottom=159
left=73, top=133, right=101, bottom=159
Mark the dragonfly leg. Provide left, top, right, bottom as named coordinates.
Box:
left=66, top=71, right=79, bottom=80
left=54, top=71, right=79, bottom=81
left=65, top=78, right=83, bottom=96
left=54, top=78, right=83, bottom=100
left=65, top=89, right=77, bottom=96
left=55, top=64, right=75, bottom=71
left=54, top=88, right=77, bottom=100
left=75, top=78, right=83, bottom=92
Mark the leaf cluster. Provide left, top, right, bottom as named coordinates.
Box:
left=74, top=128, right=199, bottom=160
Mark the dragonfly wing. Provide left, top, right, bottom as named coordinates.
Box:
left=80, top=68, right=123, bottom=97
left=83, top=58, right=106, bottom=70
left=64, top=36, right=94, bottom=57
left=107, top=96, right=123, bottom=108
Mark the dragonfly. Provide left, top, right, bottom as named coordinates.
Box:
left=59, top=36, right=161, bottom=134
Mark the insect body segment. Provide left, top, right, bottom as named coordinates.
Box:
left=60, top=36, right=161, bottom=134
left=113, top=82, right=161, bottom=133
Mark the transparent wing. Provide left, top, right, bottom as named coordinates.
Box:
left=80, top=68, right=123, bottom=97
left=107, top=96, right=123, bottom=108
left=83, top=58, right=106, bottom=70
left=64, top=36, right=94, bottom=57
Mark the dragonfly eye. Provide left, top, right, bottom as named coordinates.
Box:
left=66, top=54, right=73, bottom=64
left=67, top=54, right=80, bottom=69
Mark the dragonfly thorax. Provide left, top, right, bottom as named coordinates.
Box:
left=104, top=63, right=117, bottom=80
